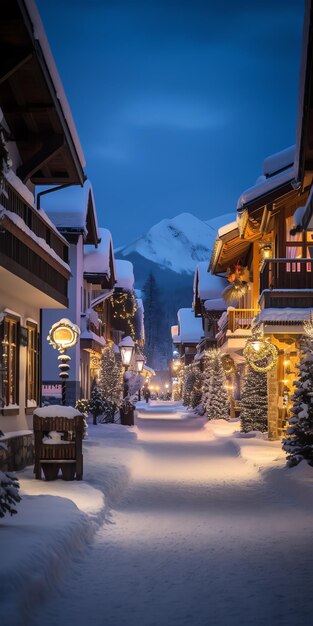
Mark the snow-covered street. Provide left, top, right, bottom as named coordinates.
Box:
left=3, top=402, right=313, bottom=626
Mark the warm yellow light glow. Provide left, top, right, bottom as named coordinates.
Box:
left=283, top=359, right=289, bottom=366
left=251, top=340, right=261, bottom=352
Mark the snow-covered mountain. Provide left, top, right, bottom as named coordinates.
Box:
left=116, top=211, right=234, bottom=371
left=118, top=212, right=235, bottom=275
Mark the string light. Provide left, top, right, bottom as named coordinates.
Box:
left=110, top=291, right=138, bottom=344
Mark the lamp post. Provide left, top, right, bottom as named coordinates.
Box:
left=47, top=318, right=80, bottom=405
left=119, top=336, right=135, bottom=399
left=135, top=353, right=145, bottom=400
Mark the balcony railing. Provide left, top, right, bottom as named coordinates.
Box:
left=228, top=309, right=260, bottom=333
left=260, top=259, right=313, bottom=292
left=1, top=179, right=68, bottom=263
left=216, top=308, right=259, bottom=348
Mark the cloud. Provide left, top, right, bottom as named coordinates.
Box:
left=125, top=96, right=230, bottom=130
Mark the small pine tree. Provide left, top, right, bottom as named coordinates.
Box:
left=89, top=380, right=104, bottom=425
left=0, top=471, right=21, bottom=518
left=203, top=349, right=229, bottom=420
left=240, top=365, right=268, bottom=433
left=190, top=365, right=203, bottom=409
left=98, top=343, right=123, bottom=423
left=75, top=399, right=89, bottom=438
left=283, top=339, right=313, bottom=466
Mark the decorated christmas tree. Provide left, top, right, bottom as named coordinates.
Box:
left=240, top=365, right=268, bottom=433
left=203, top=349, right=229, bottom=420
left=190, top=364, right=203, bottom=409
left=98, top=343, right=123, bottom=423
left=0, top=471, right=21, bottom=518
left=283, top=339, right=313, bottom=466
left=88, top=379, right=104, bottom=425
left=182, top=364, right=195, bottom=407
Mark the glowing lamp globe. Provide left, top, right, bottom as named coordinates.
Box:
left=119, top=336, right=135, bottom=367
left=136, top=353, right=145, bottom=373
left=251, top=340, right=262, bottom=352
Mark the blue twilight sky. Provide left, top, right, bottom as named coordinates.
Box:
left=37, top=0, right=304, bottom=247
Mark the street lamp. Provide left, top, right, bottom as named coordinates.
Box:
left=119, top=334, right=135, bottom=403
left=47, top=318, right=80, bottom=405
left=135, top=353, right=145, bottom=401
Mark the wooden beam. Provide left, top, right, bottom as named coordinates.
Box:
left=0, top=50, right=33, bottom=85
left=17, top=134, right=65, bottom=182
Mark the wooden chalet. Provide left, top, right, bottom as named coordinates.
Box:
left=193, top=261, right=226, bottom=363
left=0, top=0, right=85, bottom=432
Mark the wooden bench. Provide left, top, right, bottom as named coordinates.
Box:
left=34, top=414, right=84, bottom=481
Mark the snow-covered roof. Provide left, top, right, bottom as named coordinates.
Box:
left=193, top=262, right=226, bottom=300
left=218, top=221, right=238, bottom=237
left=115, top=260, right=134, bottom=291
left=237, top=167, right=295, bottom=211
left=256, top=308, right=313, bottom=323
left=204, top=298, right=226, bottom=311
left=24, top=0, right=85, bottom=169
left=262, top=146, right=295, bottom=178
left=177, top=308, right=203, bottom=344
left=84, top=228, right=115, bottom=279
left=42, top=182, right=99, bottom=241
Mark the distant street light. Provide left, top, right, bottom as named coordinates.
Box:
left=135, top=353, right=145, bottom=400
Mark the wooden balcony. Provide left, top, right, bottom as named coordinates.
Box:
left=260, top=259, right=313, bottom=308
left=0, top=179, right=70, bottom=306
left=217, top=308, right=259, bottom=351
left=228, top=309, right=260, bottom=332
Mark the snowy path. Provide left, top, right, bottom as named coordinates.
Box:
left=31, top=404, right=313, bottom=626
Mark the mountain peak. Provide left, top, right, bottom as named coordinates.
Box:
left=118, top=211, right=234, bottom=275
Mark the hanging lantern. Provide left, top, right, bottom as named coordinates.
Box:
left=221, top=354, right=236, bottom=375
left=243, top=332, right=278, bottom=372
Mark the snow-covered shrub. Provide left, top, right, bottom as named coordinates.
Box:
left=97, top=343, right=123, bottom=423
left=89, top=381, right=104, bottom=425
left=283, top=339, right=313, bottom=467
left=75, top=399, right=89, bottom=438
left=240, top=365, right=268, bottom=433
left=0, top=471, right=21, bottom=518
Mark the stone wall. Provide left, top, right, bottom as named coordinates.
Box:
left=0, top=433, right=34, bottom=471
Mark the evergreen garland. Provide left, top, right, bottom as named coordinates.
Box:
left=283, top=339, right=313, bottom=466
left=240, top=365, right=268, bottom=433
